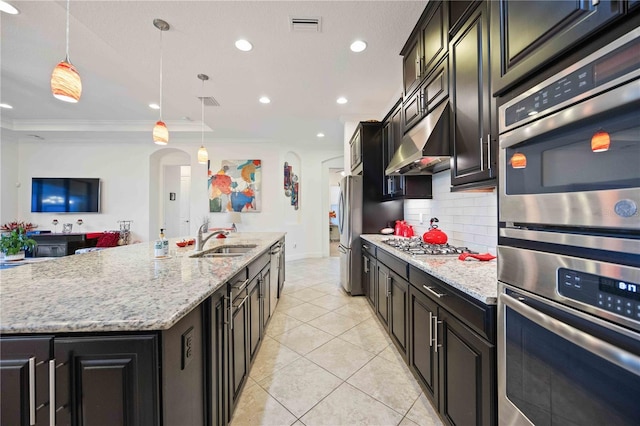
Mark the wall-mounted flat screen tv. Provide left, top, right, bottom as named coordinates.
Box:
left=31, top=178, right=101, bottom=213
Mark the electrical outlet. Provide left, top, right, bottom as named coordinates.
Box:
left=419, top=213, right=423, bottom=224
left=181, top=327, right=194, bottom=370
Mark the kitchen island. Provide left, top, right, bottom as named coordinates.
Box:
left=0, top=232, right=285, bottom=425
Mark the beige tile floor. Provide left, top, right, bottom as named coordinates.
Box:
left=230, top=257, right=443, bottom=426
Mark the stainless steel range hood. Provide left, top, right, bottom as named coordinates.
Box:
left=385, top=101, right=450, bottom=176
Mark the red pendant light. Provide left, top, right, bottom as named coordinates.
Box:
left=591, top=130, right=611, bottom=153
left=51, top=0, right=81, bottom=103
left=153, top=19, right=170, bottom=145
left=510, top=152, right=527, bottom=169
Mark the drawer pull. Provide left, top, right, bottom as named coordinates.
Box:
left=29, top=357, right=35, bottom=425
left=423, top=285, right=446, bottom=298
left=49, top=359, right=55, bottom=426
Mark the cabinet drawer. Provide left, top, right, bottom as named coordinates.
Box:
left=361, top=242, right=376, bottom=257
left=409, top=265, right=495, bottom=343
left=248, top=251, right=269, bottom=281
left=377, top=249, right=408, bottom=280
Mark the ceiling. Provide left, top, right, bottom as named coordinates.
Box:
left=1, top=0, right=426, bottom=148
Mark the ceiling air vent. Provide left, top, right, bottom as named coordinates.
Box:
left=197, top=96, right=220, bottom=107
left=289, top=17, right=322, bottom=32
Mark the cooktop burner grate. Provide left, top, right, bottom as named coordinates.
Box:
left=381, top=237, right=476, bottom=256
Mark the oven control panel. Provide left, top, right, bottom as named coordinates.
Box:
left=558, top=268, right=640, bottom=321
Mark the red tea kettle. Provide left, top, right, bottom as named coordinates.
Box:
left=423, top=217, right=448, bottom=244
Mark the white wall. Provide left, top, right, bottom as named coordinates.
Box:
left=403, top=171, right=498, bottom=255
left=0, top=129, right=20, bottom=224
left=2, top=135, right=343, bottom=260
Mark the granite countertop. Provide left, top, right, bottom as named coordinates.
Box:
left=361, top=235, right=498, bottom=305
left=0, top=232, right=284, bottom=334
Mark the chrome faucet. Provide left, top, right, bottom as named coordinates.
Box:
left=194, top=223, right=228, bottom=252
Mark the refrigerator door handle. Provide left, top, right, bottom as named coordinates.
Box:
left=338, top=245, right=347, bottom=254
left=338, top=188, right=345, bottom=234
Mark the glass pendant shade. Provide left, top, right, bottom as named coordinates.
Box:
left=591, top=130, right=611, bottom=152
left=197, top=145, right=208, bottom=164
left=510, top=152, right=527, bottom=169
left=153, top=121, right=169, bottom=145
left=51, top=60, right=82, bottom=102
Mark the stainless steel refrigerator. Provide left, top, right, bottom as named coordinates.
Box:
left=337, top=175, right=403, bottom=295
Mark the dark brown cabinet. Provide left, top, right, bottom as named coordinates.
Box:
left=248, top=274, right=262, bottom=363
left=375, top=262, right=390, bottom=328
left=349, top=128, right=363, bottom=174
left=402, top=1, right=449, bottom=99
left=389, top=271, right=409, bottom=356
left=229, top=277, right=249, bottom=415
left=449, top=1, right=496, bottom=189
left=409, top=264, right=496, bottom=426
left=30, top=233, right=98, bottom=257
left=438, top=309, right=494, bottom=426
left=207, top=286, right=229, bottom=426
left=382, top=101, right=405, bottom=200
left=375, top=250, right=409, bottom=359
left=54, top=335, right=159, bottom=425
left=0, top=336, right=54, bottom=426
left=491, top=0, right=624, bottom=96
left=362, top=243, right=377, bottom=309
left=409, top=288, right=439, bottom=402
left=403, top=57, right=449, bottom=133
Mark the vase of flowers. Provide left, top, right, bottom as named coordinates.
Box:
left=0, top=227, right=37, bottom=260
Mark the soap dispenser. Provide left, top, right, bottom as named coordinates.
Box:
left=160, top=228, right=169, bottom=256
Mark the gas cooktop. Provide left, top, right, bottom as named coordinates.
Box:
left=381, top=237, right=476, bottom=256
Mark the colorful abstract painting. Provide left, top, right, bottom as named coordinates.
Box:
left=208, top=160, right=262, bottom=212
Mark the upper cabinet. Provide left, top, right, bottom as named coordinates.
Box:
left=449, top=1, right=496, bottom=189
left=491, top=0, right=624, bottom=96
left=350, top=128, right=363, bottom=174
left=401, top=1, right=449, bottom=100
left=382, top=100, right=405, bottom=200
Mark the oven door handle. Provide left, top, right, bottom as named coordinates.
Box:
left=500, top=293, right=640, bottom=376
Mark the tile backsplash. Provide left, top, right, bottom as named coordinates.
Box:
left=403, top=172, right=497, bottom=254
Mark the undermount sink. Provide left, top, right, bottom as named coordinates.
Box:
left=190, top=244, right=257, bottom=258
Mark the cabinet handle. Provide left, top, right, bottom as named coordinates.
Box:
left=28, top=357, right=35, bottom=425
left=419, top=92, right=425, bottom=115
left=363, top=256, right=369, bottom=273
left=49, top=359, right=55, bottom=426
left=433, top=315, right=442, bottom=353
left=479, top=136, right=484, bottom=172
left=233, top=295, right=249, bottom=310
left=362, top=244, right=369, bottom=250
left=423, top=285, right=446, bottom=298
left=387, top=276, right=392, bottom=297
left=428, top=312, right=433, bottom=347
left=487, top=133, right=492, bottom=169
left=232, top=278, right=249, bottom=293
left=228, top=295, right=233, bottom=329
left=415, top=57, right=420, bottom=80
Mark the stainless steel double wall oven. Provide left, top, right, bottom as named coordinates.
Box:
left=497, top=28, right=640, bottom=425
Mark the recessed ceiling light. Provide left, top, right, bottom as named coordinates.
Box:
left=235, top=39, right=253, bottom=52
left=350, top=40, right=367, bottom=53
left=336, top=97, right=348, bottom=104
left=317, top=133, right=325, bottom=138
left=259, top=96, right=271, bottom=104
left=149, top=103, right=160, bottom=110
left=0, top=1, right=19, bottom=15
left=0, top=103, right=13, bottom=109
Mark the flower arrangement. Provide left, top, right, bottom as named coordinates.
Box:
left=1, top=220, right=37, bottom=232
left=0, top=227, right=37, bottom=256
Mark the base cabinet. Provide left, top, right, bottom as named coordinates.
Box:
left=439, top=309, right=494, bottom=426
left=409, top=288, right=439, bottom=402
left=375, top=253, right=409, bottom=359
left=54, top=335, right=159, bottom=426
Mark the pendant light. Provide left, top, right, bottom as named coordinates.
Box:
left=152, top=19, right=170, bottom=145
left=50, top=0, right=81, bottom=103
left=591, top=129, right=611, bottom=153
left=197, top=74, right=209, bottom=164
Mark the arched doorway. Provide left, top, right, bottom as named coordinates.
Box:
left=149, top=148, right=191, bottom=239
